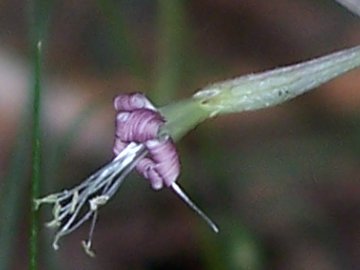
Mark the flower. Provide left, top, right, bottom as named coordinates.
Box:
left=35, top=93, right=218, bottom=257
left=34, top=46, right=360, bottom=256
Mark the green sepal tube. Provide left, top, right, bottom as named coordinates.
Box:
left=161, top=45, right=360, bottom=140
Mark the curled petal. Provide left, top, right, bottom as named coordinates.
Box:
left=113, top=93, right=180, bottom=189
left=115, top=109, right=165, bottom=144
left=113, top=92, right=177, bottom=189
left=145, top=139, right=180, bottom=187
left=114, top=92, right=155, bottom=112
left=136, top=158, right=164, bottom=190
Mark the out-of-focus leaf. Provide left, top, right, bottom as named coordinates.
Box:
left=152, top=0, right=189, bottom=104
left=97, top=0, right=147, bottom=81
left=0, top=127, right=30, bottom=270
left=201, top=219, right=264, bottom=270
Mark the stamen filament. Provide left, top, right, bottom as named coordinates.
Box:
left=35, top=143, right=147, bottom=253
left=171, top=182, right=219, bottom=233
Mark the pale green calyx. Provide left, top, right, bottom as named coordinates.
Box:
left=195, top=45, right=360, bottom=115
left=161, top=45, right=360, bottom=140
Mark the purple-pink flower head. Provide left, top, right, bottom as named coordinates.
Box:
left=113, top=92, right=180, bottom=190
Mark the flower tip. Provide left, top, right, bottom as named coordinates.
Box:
left=33, top=199, right=41, bottom=210
left=150, top=178, right=163, bottom=190
left=45, top=219, right=60, bottom=228
left=211, top=223, right=220, bottom=234
left=89, top=195, right=109, bottom=211
left=171, top=183, right=219, bottom=233
left=34, top=194, right=61, bottom=211
left=82, top=241, right=96, bottom=258
left=52, top=239, right=60, bottom=251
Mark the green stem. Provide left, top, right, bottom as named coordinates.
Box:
left=30, top=40, right=43, bottom=270
left=29, top=1, right=52, bottom=267
left=152, top=0, right=187, bottom=104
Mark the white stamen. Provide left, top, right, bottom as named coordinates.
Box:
left=36, top=139, right=219, bottom=256
left=70, top=190, right=79, bottom=213
left=171, top=182, right=219, bottom=233
left=82, top=240, right=96, bottom=257
left=35, top=143, right=147, bottom=253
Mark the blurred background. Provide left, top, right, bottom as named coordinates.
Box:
left=0, top=0, right=360, bottom=269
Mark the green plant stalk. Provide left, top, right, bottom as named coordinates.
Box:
left=29, top=0, right=52, bottom=268
left=161, top=45, right=360, bottom=140
left=30, top=40, right=42, bottom=270
left=153, top=0, right=187, bottom=104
